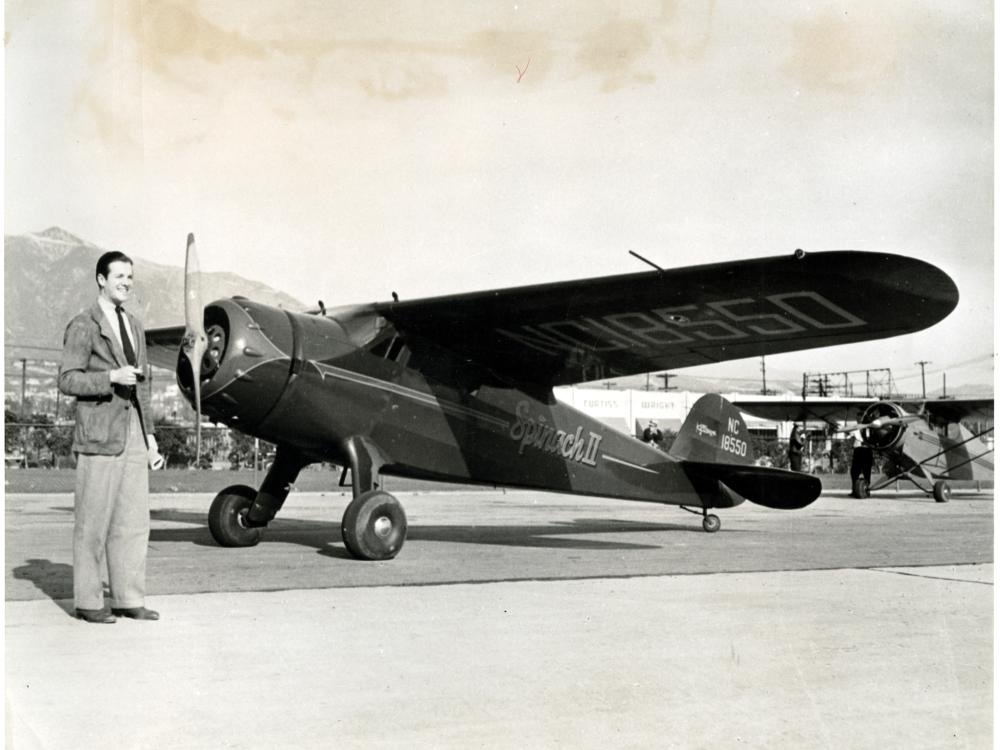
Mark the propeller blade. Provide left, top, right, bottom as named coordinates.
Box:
left=833, top=414, right=923, bottom=434
left=182, top=233, right=208, bottom=464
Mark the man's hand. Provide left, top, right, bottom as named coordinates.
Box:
left=147, top=434, right=165, bottom=470
left=110, top=366, right=143, bottom=385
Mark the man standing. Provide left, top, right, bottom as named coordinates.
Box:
left=642, top=419, right=663, bottom=449
left=788, top=424, right=805, bottom=472
left=59, top=251, right=163, bottom=624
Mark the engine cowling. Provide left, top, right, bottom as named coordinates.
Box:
left=859, top=401, right=907, bottom=450
left=176, top=298, right=297, bottom=431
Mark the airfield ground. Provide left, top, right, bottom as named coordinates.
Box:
left=5, top=481, right=993, bottom=749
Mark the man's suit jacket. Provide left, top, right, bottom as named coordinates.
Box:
left=58, top=300, right=154, bottom=455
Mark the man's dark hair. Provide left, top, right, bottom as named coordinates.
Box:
left=95, top=251, right=133, bottom=285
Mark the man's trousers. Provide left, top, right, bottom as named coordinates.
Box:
left=73, top=410, right=149, bottom=610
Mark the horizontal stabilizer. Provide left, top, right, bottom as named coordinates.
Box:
left=682, top=462, right=822, bottom=510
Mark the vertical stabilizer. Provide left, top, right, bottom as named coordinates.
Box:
left=670, top=394, right=822, bottom=510
left=669, top=394, right=753, bottom=466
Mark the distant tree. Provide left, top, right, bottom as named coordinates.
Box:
left=155, top=422, right=195, bottom=468
left=752, top=436, right=789, bottom=469
left=658, top=429, right=677, bottom=453
left=41, top=421, right=74, bottom=464
left=5, top=409, right=22, bottom=456
left=228, top=431, right=256, bottom=470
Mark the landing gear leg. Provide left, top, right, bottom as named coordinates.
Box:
left=244, top=446, right=310, bottom=527
left=341, top=437, right=407, bottom=560
left=208, top=445, right=309, bottom=547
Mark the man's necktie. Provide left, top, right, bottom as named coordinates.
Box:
left=115, top=305, right=137, bottom=367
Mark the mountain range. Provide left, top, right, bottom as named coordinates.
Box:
left=5, top=227, right=305, bottom=358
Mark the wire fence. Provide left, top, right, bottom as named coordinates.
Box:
left=3, top=422, right=277, bottom=471
left=5, top=422, right=862, bottom=474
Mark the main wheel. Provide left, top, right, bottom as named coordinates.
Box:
left=208, top=485, right=263, bottom=547
left=702, top=514, right=721, bottom=533
left=852, top=478, right=870, bottom=499
left=932, top=480, right=951, bottom=503
left=341, top=490, right=407, bottom=560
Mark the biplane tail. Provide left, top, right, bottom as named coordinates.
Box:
left=670, top=394, right=822, bottom=510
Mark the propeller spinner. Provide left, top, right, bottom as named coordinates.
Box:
left=182, top=233, right=209, bottom=463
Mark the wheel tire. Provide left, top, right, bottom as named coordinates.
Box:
left=852, top=478, right=870, bottom=499
left=208, top=485, right=263, bottom=547
left=341, top=490, right=407, bottom=560
left=702, top=514, right=721, bottom=533
left=933, top=480, right=951, bottom=503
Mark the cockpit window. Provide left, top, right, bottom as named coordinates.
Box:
left=370, top=334, right=410, bottom=366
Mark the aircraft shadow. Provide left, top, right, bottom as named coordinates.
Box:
left=143, top=508, right=710, bottom=555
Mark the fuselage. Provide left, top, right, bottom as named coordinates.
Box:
left=183, top=298, right=727, bottom=508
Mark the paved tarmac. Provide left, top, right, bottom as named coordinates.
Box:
left=5, top=486, right=994, bottom=748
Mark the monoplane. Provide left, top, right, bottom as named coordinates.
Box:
left=732, top=396, right=993, bottom=501
left=146, top=240, right=958, bottom=559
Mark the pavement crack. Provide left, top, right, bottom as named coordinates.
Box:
left=867, top=568, right=993, bottom=586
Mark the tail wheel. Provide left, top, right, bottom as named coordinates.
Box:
left=852, top=478, right=870, bottom=499
left=342, top=490, right=407, bottom=560
left=702, top=514, right=721, bottom=533
left=933, top=480, right=951, bottom=503
left=208, top=484, right=263, bottom=547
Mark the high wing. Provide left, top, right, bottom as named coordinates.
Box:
left=904, top=398, right=994, bottom=423
left=376, top=251, right=958, bottom=388
left=733, top=397, right=993, bottom=425
left=731, top=398, right=876, bottom=424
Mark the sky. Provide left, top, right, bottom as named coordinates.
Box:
left=5, top=0, right=995, bottom=393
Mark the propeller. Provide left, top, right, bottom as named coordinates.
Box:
left=834, top=414, right=923, bottom=434
left=182, top=233, right=208, bottom=464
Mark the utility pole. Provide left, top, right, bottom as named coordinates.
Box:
left=915, top=360, right=930, bottom=398
left=19, top=358, right=27, bottom=418
left=657, top=373, right=676, bottom=391
left=19, top=358, right=28, bottom=468
left=759, top=357, right=767, bottom=395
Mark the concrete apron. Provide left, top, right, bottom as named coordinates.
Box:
left=6, top=564, right=992, bottom=750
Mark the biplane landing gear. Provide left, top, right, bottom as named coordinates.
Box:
left=933, top=480, right=951, bottom=503
left=341, top=490, right=407, bottom=560
left=208, top=485, right=262, bottom=547
left=852, top=478, right=870, bottom=499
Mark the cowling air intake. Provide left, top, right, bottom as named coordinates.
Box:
left=670, top=394, right=822, bottom=510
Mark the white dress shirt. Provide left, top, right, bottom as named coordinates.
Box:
left=96, top=295, right=137, bottom=354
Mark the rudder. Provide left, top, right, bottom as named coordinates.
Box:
left=669, top=394, right=753, bottom=465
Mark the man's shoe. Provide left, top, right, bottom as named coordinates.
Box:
left=75, top=608, right=116, bottom=624
left=111, top=607, right=159, bottom=621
